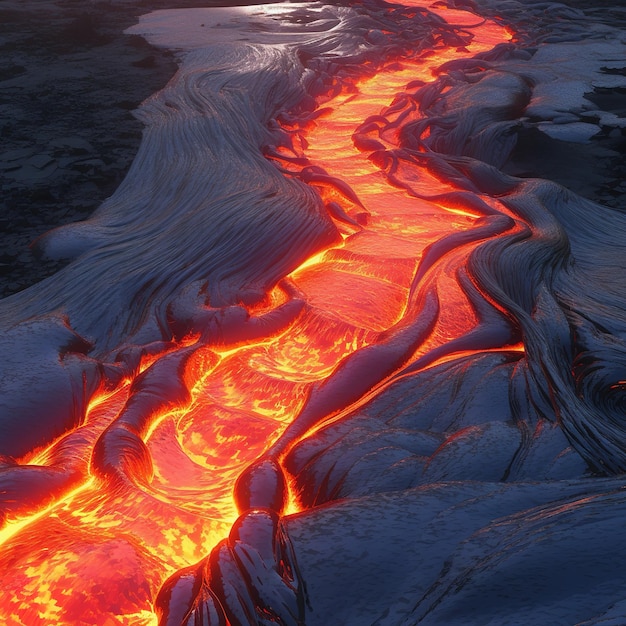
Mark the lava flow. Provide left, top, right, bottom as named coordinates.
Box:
left=0, top=3, right=518, bottom=625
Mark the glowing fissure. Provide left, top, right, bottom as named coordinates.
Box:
left=0, top=2, right=519, bottom=624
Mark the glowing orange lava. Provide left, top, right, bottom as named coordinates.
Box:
left=0, top=3, right=517, bottom=624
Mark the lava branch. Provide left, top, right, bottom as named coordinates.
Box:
left=0, top=1, right=525, bottom=624
left=148, top=4, right=520, bottom=625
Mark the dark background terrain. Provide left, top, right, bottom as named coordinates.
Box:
left=1, top=0, right=624, bottom=298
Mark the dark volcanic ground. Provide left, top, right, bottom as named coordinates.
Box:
left=1, top=1, right=180, bottom=296
left=0, top=0, right=272, bottom=298
left=1, top=0, right=624, bottom=299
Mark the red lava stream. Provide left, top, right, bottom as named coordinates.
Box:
left=0, top=4, right=515, bottom=624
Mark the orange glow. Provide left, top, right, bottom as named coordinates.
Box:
left=0, top=3, right=519, bottom=624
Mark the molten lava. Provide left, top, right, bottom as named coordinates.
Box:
left=0, top=2, right=518, bottom=624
